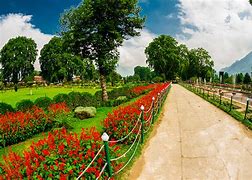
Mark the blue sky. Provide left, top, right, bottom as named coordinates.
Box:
left=1, top=0, right=252, bottom=75
left=0, top=0, right=81, bottom=34
left=0, top=0, right=181, bottom=36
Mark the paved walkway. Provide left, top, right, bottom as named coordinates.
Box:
left=129, top=84, right=252, bottom=180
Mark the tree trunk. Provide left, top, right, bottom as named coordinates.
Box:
left=100, top=74, right=108, bottom=101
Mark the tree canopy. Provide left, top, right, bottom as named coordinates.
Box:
left=0, top=36, right=37, bottom=91
left=39, top=37, right=91, bottom=83
left=236, top=73, right=244, bottom=84
left=145, top=35, right=181, bottom=80
left=60, top=0, right=145, bottom=101
left=243, top=73, right=251, bottom=84
left=145, top=35, right=214, bottom=81
left=134, top=66, right=152, bottom=82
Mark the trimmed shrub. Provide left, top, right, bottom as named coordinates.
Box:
left=16, top=99, right=34, bottom=111
left=34, top=97, right=52, bottom=110
left=0, top=102, right=14, bottom=114
left=94, top=90, right=103, bottom=101
left=68, top=92, right=83, bottom=109
left=108, top=87, right=131, bottom=99
left=53, top=93, right=70, bottom=106
left=152, top=76, right=163, bottom=83
left=81, top=92, right=97, bottom=107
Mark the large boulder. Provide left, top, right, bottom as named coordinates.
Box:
left=74, top=106, right=96, bottom=120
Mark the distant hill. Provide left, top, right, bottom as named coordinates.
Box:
left=221, top=51, right=252, bottom=74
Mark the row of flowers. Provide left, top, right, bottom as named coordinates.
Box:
left=0, top=103, right=70, bottom=147
left=103, top=83, right=169, bottom=144
left=130, top=84, right=156, bottom=97
left=0, top=83, right=169, bottom=179
left=0, top=128, right=121, bottom=179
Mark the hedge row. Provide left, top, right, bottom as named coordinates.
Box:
left=0, top=85, right=151, bottom=114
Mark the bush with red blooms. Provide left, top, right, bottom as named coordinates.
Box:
left=0, top=128, right=121, bottom=179
left=0, top=102, right=70, bottom=147
left=104, top=83, right=170, bottom=144
left=129, top=84, right=156, bottom=97
left=48, top=102, right=70, bottom=118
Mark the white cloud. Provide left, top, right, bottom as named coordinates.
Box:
left=0, top=14, right=155, bottom=76
left=177, top=0, right=252, bottom=71
left=118, top=29, right=156, bottom=76
left=0, top=13, right=53, bottom=70
left=166, top=13, right=175, bottom=19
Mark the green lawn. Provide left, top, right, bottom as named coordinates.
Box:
left=0, top=86, right=101, bottom=107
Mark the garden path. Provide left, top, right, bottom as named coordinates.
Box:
left=128, top=84, right=252, bottom=179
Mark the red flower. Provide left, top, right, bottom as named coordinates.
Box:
left=59, top=173, right=67, bottom=180
left=42, top=149, right=50, bottom=156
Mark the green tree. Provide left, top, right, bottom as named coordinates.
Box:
left=225, top=75, right=233, bottom=84
left=236, top=73, right=244, bottom=84
left=107, top=71, right=122, bottom=86
left=39, top=37, right=88, bottom=82
left=61, top=0, right=145, bottom=101
left=127, top=74, right=140, bottom=82
left=243, top=73, right=251, bottom=84
left=186, top=48, right=214, bottom=80
left=0, top=36, right=37, bottom=91
left=178, top=44, right=189, bottom=80
left=145, top=35, right=181, bottom=80
left=134, top=66, right=152, bottom=82
left=223, top=72, right=229, bottom=83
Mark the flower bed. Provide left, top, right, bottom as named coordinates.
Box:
left=0, top=83, right=170, bottom=179
left=0, top=102, right=70, bottom=148
left=103, top=83, right=169, bottom=144
left=0, top=128, right=107, bottom=179
left=130, top=84, right=156, bottom=97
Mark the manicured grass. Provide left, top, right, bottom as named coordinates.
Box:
left=0, top=86, right=101, bottom=107
left=70, top=107, right=112, bottom=134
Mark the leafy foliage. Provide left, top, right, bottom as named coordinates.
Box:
left=145, top=35, right=181, bottom=80
left=134, top=66, right=152, bottom=82
left=236, top=73, right=244, bottom=84
left=61, top=0, right=145, bottom=101
left=16, top=99, right=34, bottom=111
left=0, top=36, right=37, bottom=90
left=39, top=37, right=90, bottom=82
left=107, top=71, right=122, bottom=86
left=53, top=94, right=71, bottom=106
left=243, top=73, right=251, bottom=84
left=34, top=97, right=53, bottom=110
left=145, top=35, right=214, bottom=81
left=0, top=103, right=14, bottom=114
